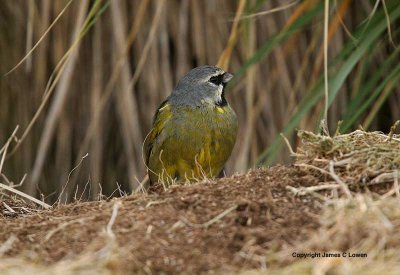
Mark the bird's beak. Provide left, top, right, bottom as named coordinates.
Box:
left=222, top=72, right=234, bottom=84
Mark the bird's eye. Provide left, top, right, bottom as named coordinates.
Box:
left=209, top=74, right=223, bottom=85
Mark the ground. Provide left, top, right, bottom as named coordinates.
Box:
left=1, top=129, right=400, bottom=274
left=0, top=166, right=325, bottom=274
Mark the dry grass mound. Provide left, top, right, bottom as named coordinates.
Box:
left=261, top=126, right=400, bottom=275
left=296, top=123, right=400, bottom=189
left=0, top=166, right=321, bottom=274
left=256, top=194, right=400, bottom=275
left=1, top=127, right=400, bottom=274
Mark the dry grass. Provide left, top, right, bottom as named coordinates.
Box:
left=295, top=121, right=400, bottom=188
left=0, top=249, right=123, bottom=275
left=251, top=125, right=400, bottom=274
left=1, top=126, right=400, bottom=273
left=0, top=1, right=399, bottom=202
left=1, top=1, right=399, bottom=272
left=255, top=195, right=400, bottom=275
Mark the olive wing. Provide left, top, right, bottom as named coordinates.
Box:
left=144, top=100, right=172, bottom=166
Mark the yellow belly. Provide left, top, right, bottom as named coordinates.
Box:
left=147, top=104, right=237, bottom=185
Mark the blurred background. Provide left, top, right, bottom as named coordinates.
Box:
left=0, top=0, right=399, bottom=202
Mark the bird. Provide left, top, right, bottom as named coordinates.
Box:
left=144, top=65, right=238, bottom=185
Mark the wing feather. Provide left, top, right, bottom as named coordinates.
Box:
left=145, top=100, right=172, bottom=166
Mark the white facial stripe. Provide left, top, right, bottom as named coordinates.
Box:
left=203, top=82, right=223, bottom=105
left=216, top=84, right=223, bottom=101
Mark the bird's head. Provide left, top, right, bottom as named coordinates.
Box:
left=169, top=65, right=234, bottom=107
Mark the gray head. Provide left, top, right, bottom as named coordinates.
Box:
left=168, top=65, right=234, bottom=107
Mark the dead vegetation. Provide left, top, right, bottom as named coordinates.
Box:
left=293, top=122, right=400, bottom=195
left=265, top=125, right=400, bottom=274
left=0, top=127, right=400, bottom=274
left=0, top=166, right=321, bottom=274
left=1, top=1, right=399, bottom=201
left=250, top=194, right=400, bottom=275
left=1, top=1, right=399, bottom=273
